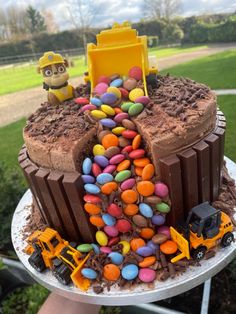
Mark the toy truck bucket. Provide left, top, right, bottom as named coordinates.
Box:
left=170, top=227, right=190, bottom=263
left=87, top=22, right=156, bottom=96
left=70, top=253, right=91, bottom=291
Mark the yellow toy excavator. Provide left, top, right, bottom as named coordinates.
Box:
left=85, top=21, right=158, bottom=96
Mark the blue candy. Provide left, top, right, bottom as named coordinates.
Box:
left=81, top=175, right=95, bottom=184
left=102, top=213, right=116, bottom=226
left=81, top=268, right=98, bottom=280
left=94, top=155, right=109, bottom=168
left=136, top=246, right=153, bottom=257
left=90, top=97, right=102, bottom=107
left=100, top=118, right=116, bottom=128
left=147, top=240, right=159, bottom=254
left=110, top=78, right=123, bottom=88
left=108, top=252, right=124, bottom=265
left=84, top=183, right=100, bottom=194
left=139, top=203, right=153, bottom=218
left=91, top=243, right=100, bottom=254
left=101, top=93, right=117, bottom=105
left=121, top=264, right=139, bottom=280
left=82, top=158, right=92, bottom=175
left=96, top=173, right=113, bottom=185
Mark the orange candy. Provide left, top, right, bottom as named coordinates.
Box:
left=114, top=108, right=123, bottom=114
left=84, top=203, right=101, bottom=215
left=123, top=204, right=139, bottom=216
left=89, top=215, right=105, bottom=228
left=130, top=238, right=146, bottom=251
left=160, top=240, right=178, bottom=255
left=139, top=256, right=156, bottom=268
left=142, top=164, right=155, bottom=180
left=101, top=182, right=118, bottom=195
left=117, top=159, right=131, bottom=172
left=134, top=158, right=150, bottom=168
left=135, top=167, right=143, bottom=176
left=140, top=227, right=155, bottom=239
left=137, top=181, right=155, bottom=196
left=132, top=134, right=141, bottom=149
left=103, top=264, right=120, bottom=281
left=102, top=134, right=119, bottom=149
left=121, top=189, right=138, bottom=204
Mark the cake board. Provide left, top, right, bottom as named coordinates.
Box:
left=11, top=157, right=236, bottom=306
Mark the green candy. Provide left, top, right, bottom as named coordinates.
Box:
left=128, top=103, right=144, bottom=116
left=156, top=202, right=170, bottom=213
left=121, top=102, right=133, bottom=112
left=115, top=170, right=131, bottom=182
left=76, top=243, right=93, bottom=253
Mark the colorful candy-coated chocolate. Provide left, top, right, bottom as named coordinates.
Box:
left=108, top=252, right=124, bottom=265
left=100, top=246, right=112, bottom=254
left=110, top=78, right=123, bottom=87
left=139, top=256, right=156, bottom=268
left=122, top=119, right=136, bottom=130
left=116, top=219, right=132, bottom=233
left=128, top=66, right=143, bottom=80
left=101, top=104, right=115, bottom=116
left=97, top=75, right=111, bottom=85
left=84, top=183, right=100, bottom=194
left=155, top=182, right=169, bottom=198
left=100, top=118, right=116, bottom=128
left=132, top=134, right=141, bottom=149
left=140, top=228, right=155, bottom=239
left=117, top=160, right=131, bottom=172
left=104, top=225, right=119, bottom=237
left=96, top=173, right=113, bottom=185
left=84, top=203, right=101, bottom=215
left=93, top=144, right=105, bottom=156
left=102, top=213, right=116, bottom=226
left=139, top=203, right=153, bottom=218
left=74, top=97, right=89, bottom=105
left=112, top=127, right=126, bottom=135
left=147, top=240, right=159, bottom=254
left=101, top=92, right=117, bottom=105
left=91, top=110, right=107, bottom=119
left=81, top=268, right=98, bottom=280
left=129, top=149, right=145, bottom=159
left=135, top=167, right=143, bottom=176
left=152, top=233, right=168, bottom=244
left=91, top=243, right=100, bottom=254
left=135, top=96, right=150, bottom=105
left=151, top=214, right=165, bottom=226
left=129, top=89, right=144, bottom=102
left=120, top=178, right=135, bottom=191
left=90, top=97, right=102, bottom=107
left=82, top=158, right=92, bottom=175
left=142, top=164, right=155, bottom=180
left=130, top=238, right=146, bottom=251
left=122, top=130, right=137, bottom=139
left=136, top=246, right=153, bottom=257
left=157, top=226, right=171, bottom=239
left=104, top=146, right=120, bottom=159
left=101, top=181, right=118, bottom=194
left=76, top=243, right=93, bottom=253
left=118, top=136, right=131, bottom=147
left=109, top=154, right=125, bottom=165
left=128, top=102, right=144, bottom=116
left=160, top=240, right=178, bottom=255
left=121, top=264, right=138, bottom=280
left=114, top=112, right=129, bottom=123
left=121, top=102, right=133, bottom=112
left=80, top=104, right=97, bottom=112
left=133, top=157, right=150, bottom=167
left=81, top=175, right=95, bottom=184
left=123, top=78, right=137, bottom=91
left=98, top=130, right=111, bottom=143
left=107, top=86, right=121, bottom=98
left=96, top=230, right=108, bottom=246
left=103, top=264, right=120, bottom=281
left=94, top=155, right=109, bottom=168
left=121, top=145, right=133, bottom=154
left=119, top=240, right=130, bottom=255
left=108, top=237, right=120, bottom=246
left=90, top=215, right=105, bottom=227
left=103, top=164, right=116, bottom=174
left=124, top=204, right=139, bottom=216
left=93, top=82, right=108, bottom=95
left=83, top=194, right=101, bottom=204
left=107, top=203, right=122, bottom=218
left=156, top=202, right=170, bottom=213
left=137, top=181, right=155, bottom=196
left=115, top=170, right=131, bottom=182
left=121, top=189, right=138, bottom=203
left=138, top=268, right=156, bottom=283
left=102, top=134, right=119, bottom=148
left=119, top=87, right=129, bottom=98
left=92, top=163, right=102, bottom=177
left=132, top=215, right=148, bottom=227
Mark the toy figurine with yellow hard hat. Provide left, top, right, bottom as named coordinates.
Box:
left=37, top=51, right=75, bottom=106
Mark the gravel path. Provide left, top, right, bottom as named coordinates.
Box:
left=0, top=44, right=236, bottom=127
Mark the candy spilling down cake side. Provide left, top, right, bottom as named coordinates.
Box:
left=18, top=23, right=235, bottom=292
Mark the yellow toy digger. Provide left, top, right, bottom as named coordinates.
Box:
left=170, top=202, right=234, bottom=263
left=85, top=21, right=158, bottom=96
left=24, top=228, right=90, bottom=290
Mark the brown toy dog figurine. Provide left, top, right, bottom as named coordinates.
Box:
left=37, top=51, right=75, bottom=105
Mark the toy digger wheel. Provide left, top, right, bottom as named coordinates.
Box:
left=192, top=246, right=207, bottom=261
left=53, top=264, right=72, bottom=285
left=146, top=74, right=158, bottom=88
left=28, top=252, right=46, bottom=272
left=221, top=232, right=234, bottom=247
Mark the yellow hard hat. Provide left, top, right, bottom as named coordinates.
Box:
left=38, top=51, right=65, bottom=69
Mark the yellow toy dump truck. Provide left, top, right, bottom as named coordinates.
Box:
left=85, top=21, right=158, bottom=95
left=24, top=228, right=91, bottom=290
left=170, top=202, right=234, bottom=263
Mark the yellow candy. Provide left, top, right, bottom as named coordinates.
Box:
left=107, top=86, right=121, bottom=99
left=119, top=240, right=130, bottom=255
left=91, top=110, right=107, bottom=119
left=101, top=105, right=115, bottom=116
left=129, top=88, right=144, bottom=102
left=112, top=127, right=126, bottom=135
left=96, top=231, right=108, bottom=246
left=93, top=144, right=105, bottom=156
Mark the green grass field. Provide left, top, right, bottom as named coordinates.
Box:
left=149, top=44, right=208, bottom=58
left=160, top=49, right=236, bottom=89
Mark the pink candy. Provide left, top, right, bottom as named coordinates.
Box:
left=120, top=178, right=136, bottom=191
left=93, top=82, right=108, bottom=95
left=80, top=104, right=97, bottom=112
left=109, top=154, right=125, bottom=165
left=129, top=149, right=145, bottom=159
left=100, top=246, right=112, bottom=254
left=155, top=182, right=169, bottom=198
left=114, top=113, right=129, bottom=123
left=135, top=96, right=150, bottom=105
left=138, top=268, right=156, bottom=283
left=157, top=226, right=171, bottom=239
left=103, top=165, right=116, bottom=174
left=104, top=225, right=119, bottom=237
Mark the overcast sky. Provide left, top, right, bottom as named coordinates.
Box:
left=2, top=0, right=236, bottom=30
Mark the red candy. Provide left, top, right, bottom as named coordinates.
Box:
left=119, top=87, right=129, bottom=99
left=122, top=130, right=138, bottom=139
left=121, top=145, right=133, bottom=154
left=83, top=194, right=102, bottom=204
left=74, top=97, right=89, bottom=105
left=97, top=75, right=111, bottom=85
left=108, top=237, right=120, bottom=246
left=92, top=163, right=102, bottom=177
left=128, top=66, right=143, bottom=81
left=129, top=149, right=145, bottom=159
left=107, top=203, right=122, bottom=218
left=116, top=219, right=132, bottom=233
